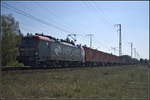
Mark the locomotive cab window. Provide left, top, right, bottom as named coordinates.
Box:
left=20, top=37, right=38, bottom=47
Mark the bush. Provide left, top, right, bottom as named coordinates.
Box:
left=1, top=14, right=23, bottom=66
left=7, top=60, right=24, bottom=67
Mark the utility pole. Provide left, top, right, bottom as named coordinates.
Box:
left=111, top=47, right=117, bottom=55
left=136, top=51, right=140, bottom=60
left=86, top=34, right=94, bottom=48
left=134, top=48, right=136, bottom=58
left=115, top=24, right=122, bottom=56
left=128, top=42, right=133, bottom=58
left=131, top=43, right=133, bottom=58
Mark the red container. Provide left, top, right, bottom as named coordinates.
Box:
left=83, top=46, right=119, bottom=63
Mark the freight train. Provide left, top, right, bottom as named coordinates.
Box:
left=17, top=33, right=139, bottom=67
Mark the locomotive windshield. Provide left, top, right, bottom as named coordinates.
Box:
left=20, top=37, right=38, bottom=47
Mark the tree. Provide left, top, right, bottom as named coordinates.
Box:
left=1, top=14, right=23, bottom=66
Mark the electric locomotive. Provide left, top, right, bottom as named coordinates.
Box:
left=17, top=33, right=85, bottom=67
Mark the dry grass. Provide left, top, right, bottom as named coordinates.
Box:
left=1, top=65, right=149, bottom=99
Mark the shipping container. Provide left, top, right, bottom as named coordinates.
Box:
left=83, top=46, right=119, bottom=64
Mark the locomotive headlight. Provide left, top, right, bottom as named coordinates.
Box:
left=35, top=52, right=38, bottom=55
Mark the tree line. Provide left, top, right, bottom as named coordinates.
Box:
left=1, top=14, right=23, bottom=66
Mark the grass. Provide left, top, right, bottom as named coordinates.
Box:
left=1, top=65, right=149, bottom=99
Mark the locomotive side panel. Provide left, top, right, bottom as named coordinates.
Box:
left=49, top=42, right=84, bottom=62
left=38, top=40, right=50, bottom=62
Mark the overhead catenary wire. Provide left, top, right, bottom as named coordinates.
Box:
left=82, top=2, right=119, bottom=52
left=92, top=2, right=114, bottom=26
left=2, top=3, right=94, bottom=47
left=84, top=2, right=131, bottom=57
left=2, top=3, right=72, bottom=34
left=11, top=3, right=56, bottom=34
left=86, top=2, right=113, bottom=26
left=93, top=39, right=113, bottom=53
left=82, top=2, right=113, bottom=50
left=34, top=3, right=74, bottom=33
left=2, top=5, right=42, bottom=33
left=18, top=2, right=74, bottom=36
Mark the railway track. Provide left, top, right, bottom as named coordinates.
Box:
left=3, top=66, right=115, bottom=76
left=1, top=65, right=147, bottom=76
left=1, top=66, right=52, bottom=71
left=1, top=65, right=99, bottom=75
left=1, top=65, right=89, bottom=71
left=1, top=64, right=110, bottom=71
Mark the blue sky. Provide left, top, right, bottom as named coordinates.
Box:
left=1, top=1, right=149, bottom=59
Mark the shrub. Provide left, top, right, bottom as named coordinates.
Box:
left=7, top=60, right=24, bottom=67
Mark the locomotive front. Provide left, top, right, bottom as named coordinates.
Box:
left=17, top=35, right=39, bottom=66
left=17, top=34, right=85, bottom=67
left=17, top=34, right=52, bottom=66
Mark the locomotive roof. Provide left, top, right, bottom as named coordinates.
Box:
left=34, top=35, right=51, bottom=41
left=25, top=33, right=81, bottom=48
left=25, top=34, right=55, bottom=41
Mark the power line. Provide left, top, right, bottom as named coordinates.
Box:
left=85, top=2, right=113, bottom=26
left=83, top=2, right=109, bottom=27
left=133, top=48, right=136, bottom=58
left=24, top=3, right=74, bottom=35
left=82, top=2, right=118, bottom=53
left=11, top=4, right=55, bottom=35
left=92, top=39, right=112, bottom=53
left=111, top=47, right=117, bottom=55
left=128, top=42, right=133, bottom=58
left=82, top=2, right=113, bottom=50
left=2, top=3, right=72, bottom=34
left=90, top=2, right=113, bottom=26
left=136, top=51, right=141, bottom=59
left=34, top=3, right=74, bottom=33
